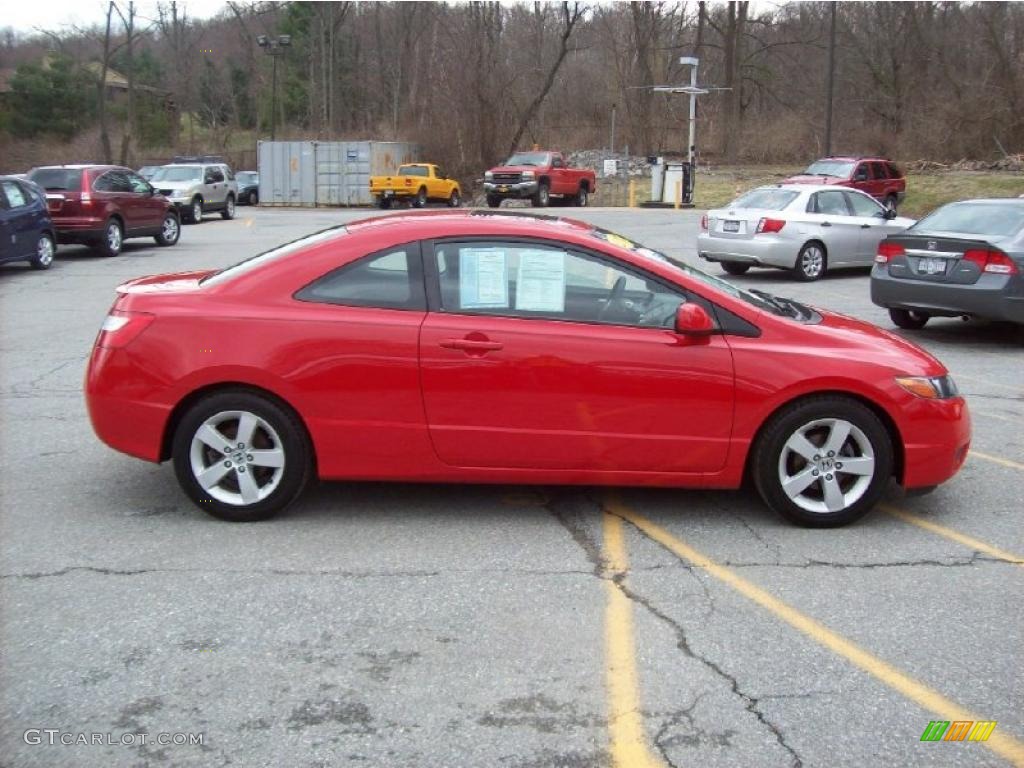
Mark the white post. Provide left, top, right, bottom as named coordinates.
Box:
left=680, top=56, right=699, bottom=168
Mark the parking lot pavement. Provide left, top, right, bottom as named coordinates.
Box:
left=2, top=206, right=1022, bottom=768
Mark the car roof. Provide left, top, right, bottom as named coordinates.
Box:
left=750, top=183, right=867, bottom=194
left=344, top=209, right=595, bottom=236
left=32, top=164, right=121, bottom=170
left=813, top=156, right=890, bottom=162
left=939, top=198, right=1024, bottom=206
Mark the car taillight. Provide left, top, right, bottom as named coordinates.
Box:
left=700, top=214, right=708, bottom=231
left=405, top=178, right=412, bottom=186
left=875, top=242, right=906, bottom=263
left=962, top=249, right=1018, bottom=275
left=755, top=217, right=785, bottom=234
left=96, top=311, right=155, bottom=349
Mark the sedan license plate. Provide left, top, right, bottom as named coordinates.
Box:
left=384, top=190, right=394, bottom=197
left=723, top=220, right=740, bottom=233
left=920, top=257, right=947, bottom=275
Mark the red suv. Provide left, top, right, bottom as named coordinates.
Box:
left=784, top=157, right=906, bottom=211
left=27, top=165, right=180, bottom=257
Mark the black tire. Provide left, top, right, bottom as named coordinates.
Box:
left=889, top=308, right=929, bottom=330
left=486, top=195, right=502, bottom=209
left=448, top=189, right=461, bottom=208
left=793, top=241, right=827, bottom=281
left=531, top=182, right=550, bottom=208
left=752, top=396, right=893, bottom=527
left=221, top=194, right=236, bottom=220
left=30, top=232, right=55, bottom=269
left=574, top=186, right=588, bottom=207
left=172, top=390, right=312, bottom=522
left=153, top=212, right=180, bottom=247
left=884, top=194, right=898, bottom=212
left=378, top=197, right=393, bottom=210
left=250, top=190, right=259, bottom=206
left=413, top=187, right=427, bottom=208
left=97, top=218, right=123, bottom=257
left=721, top=261, right=750, bottom=276
left=187, top=197, right=203, bottom=224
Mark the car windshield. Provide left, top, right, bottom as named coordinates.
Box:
left=28, top=168, right=83, bottom=191
left=910, top=202, right=1024, bottom=238
left=589, top=228, right=786, bottom=316
left=728, top=188, right=799, bottom=211
left=151, top=167, right=201, bottom=182
left=237, top=172, right=257, bottom=184
left=202, top=227, right=348, bottom=286
left=398, top=166, right=429, bottom=177
left=803, top=160, right=855, bottom=178
left=504, top=152, right=550, bottom=167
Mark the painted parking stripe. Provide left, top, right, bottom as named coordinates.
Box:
left=970, top=450, right=1024, bottom=472
left=603, top=511, right=667, bottom=768
left=607, top=497, right=1024, bottom=768
left=882, top=505, right=1024, bottom=567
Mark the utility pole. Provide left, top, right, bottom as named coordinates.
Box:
left=824, top=2, right=837, bottom=155
left=610, top=103, right=616, bottom=155
left=257, top=34, right=291, bottom=141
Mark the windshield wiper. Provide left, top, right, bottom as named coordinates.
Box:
left=749, top=289, right=807, bottom=319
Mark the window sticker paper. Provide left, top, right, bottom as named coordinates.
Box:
left=460, top=248, right=508, bottom=308
left=515, top=250, right=566, bottom=312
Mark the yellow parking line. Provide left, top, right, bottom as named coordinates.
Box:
left=882, top=505, right=1024, bottom=567
left=603, top=511, right=667, bottom=768
left=970, top=450, right=1024, bottom=472
left=607, top=497, right=1024, bottom=768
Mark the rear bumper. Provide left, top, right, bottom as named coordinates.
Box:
left=484, top=181, right=539, bottom=199
left=697, top=232, right=796, bottom=269
left=51, top=217, right=104, bottom=243
left=871, top=267, right=1024, bottom=323
left=900, top=396, right=971, bottom=489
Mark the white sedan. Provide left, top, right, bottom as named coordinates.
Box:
left=697, top=184, right=916, bottom=281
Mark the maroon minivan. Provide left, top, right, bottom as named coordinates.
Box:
left=28, top=165, right=180, bottom=257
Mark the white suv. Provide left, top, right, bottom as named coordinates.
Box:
left=150, top=163, right=239, bottom=224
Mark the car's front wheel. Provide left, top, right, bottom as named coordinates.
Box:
left=154, top=213, right=180, bottom=246
left=889, top=308, right=929, bottom=330
left=532, top=182, right=550, bottom=208
left=721, top=261, right=750, bottom=276
left=172, top=390, right=311, bottom=522
left=30, top=232, right=55, bottom=269
left=188, top=198, right=204, bottom=224
left=486, top=195, right=502, bottom=208
left=752, top=396, right=893, bottom=527
left=221, top=195, right=236, bottom=220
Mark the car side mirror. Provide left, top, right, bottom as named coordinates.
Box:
left=675, top=303, right=715, bottom=336
left=884, top=207, right=897, bottom=220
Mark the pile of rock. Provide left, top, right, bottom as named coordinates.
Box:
left=902, top=155, right=1024, bottom=173
left=566, top=150, right=650, bottom=177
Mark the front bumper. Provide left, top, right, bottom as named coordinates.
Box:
left=871, top=266, right=1024, bottom=323
left=697, top=232, right=797, bottom=269
left=484, top=180, right=539, bottom=199
left=899, top=395, right=971, bottom=489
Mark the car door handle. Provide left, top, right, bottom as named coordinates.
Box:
left=440, top=338, right=504, bottom=352
left=820, top=222, right=832, bottom=227
left=860, top=224, right=871, bottom=229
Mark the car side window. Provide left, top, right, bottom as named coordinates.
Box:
left=207, top=167, right=225, bottom=184
left=552, top=155, right=564, bottom=168
left=434, top=241, right=687, bottom=329
left=93, top=172, right=114, bottom=192
left=126, top=173, right=151, bottom=194
left=434, top=167, right=444, bottom=180
left=295, top=245, right=425, bottom=311
left=853, top=163, right=869, bottom=181
left=222, top=166, right=234, bottom=181
left=870, top=162, right=888, bottom=180
left=1, top=180, right=27, bottom=208
left=810, top=190, right=850, bottom=216
left=846, top=191, right=885, bottom=218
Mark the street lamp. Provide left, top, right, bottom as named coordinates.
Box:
left=257, top=34, right=291, bottom=141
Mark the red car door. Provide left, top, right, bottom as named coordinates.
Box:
left=418, top=239, right=735, bottom=473
left=126, top=170, right=166, bottom=231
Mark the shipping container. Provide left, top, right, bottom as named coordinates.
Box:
left=257, top=141, right=420, bottom=207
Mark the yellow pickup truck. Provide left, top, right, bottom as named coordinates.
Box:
left=370, top=164, right=461, bottom=209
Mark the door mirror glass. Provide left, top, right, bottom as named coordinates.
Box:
left=884, top=207, right=897, bottom=220
left=675, top=303, right=715, bottom=335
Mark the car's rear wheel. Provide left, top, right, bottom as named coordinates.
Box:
left=172, top=391, right=311, bottom=522
left=221, top=195, right=236, bottom=220
left=793, top=242, right=826, bottom=281
left=575, top=186, right=588, bottom=207
left=188, top=198, right=203, bottom=224
left=752, top=396, right=893, bottom=527
left=889, top=308, right=930, bottom=329
left=30, top=232, right=55, bottom=269
left=486, top=195, right=502, bottom=208
left=448, top=189, right=461, bottom=208
left=413, top=187, right=427, bottom=208
left=249, top=190, right=259, bottom=205
left=97, top=219, right=123, bottom=257
left=154, top=212, right=180, bottom=246
left=378, top=196, right=392, bottom=210
left=721, top=261, right=750, bottom=276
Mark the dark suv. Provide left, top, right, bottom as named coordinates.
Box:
left=784, top=157, right=906, bottom=211
left=27, top=165, right=180, bottom=257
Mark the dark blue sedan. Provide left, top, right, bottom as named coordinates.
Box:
left=0, top=176, right=56, bottom=270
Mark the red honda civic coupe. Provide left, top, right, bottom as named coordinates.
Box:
left=85, top=211, right=970, bottom=526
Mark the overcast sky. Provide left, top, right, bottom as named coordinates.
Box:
left=3, top=0, right=228, bottom=34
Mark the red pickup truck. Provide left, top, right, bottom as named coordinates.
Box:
left=484, top=151, right=597, bottom=208
left=783, top=156, right=906, bottom=211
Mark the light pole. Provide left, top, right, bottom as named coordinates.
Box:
left=257, top=34, right=291, bottom=141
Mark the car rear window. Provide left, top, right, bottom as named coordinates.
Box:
left=729, top=188, right=799, bottom=211
left=911, top=202, right=1024, bottom=238
left=28, top=168, right=83, bottom=192
left=398, top=166, right=429, bottom=177
left=201, top=227, right=349, bottom=287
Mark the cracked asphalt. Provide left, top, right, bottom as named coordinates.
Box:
left=2, top=206, right=1022, bottom=768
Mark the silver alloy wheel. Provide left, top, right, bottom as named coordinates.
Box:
left=107, top=222, right=122, bottom=252
left=36, top=234, right=54, bottom=266
left=777, top=418, right=876, bottom=514
left=799, top=245, right=824, bottom=278
left=189, top=410, right=286, bottom=506
left=162, top=215, right=179, bottom=242
left=192, top=200, right=203, bottom=221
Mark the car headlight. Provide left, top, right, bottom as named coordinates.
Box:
left=522, top=170, right=536, bottom=178
left=484, top=171, right=493, bottom=180
left=895, top=374, right=959, bottom=399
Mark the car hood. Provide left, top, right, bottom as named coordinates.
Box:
left=152, top=180, right=200, bottom=191
left=782, top=174, right=846, bottom=185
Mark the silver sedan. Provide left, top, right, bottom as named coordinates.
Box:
left=697, top=184, right=915, bottom=281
